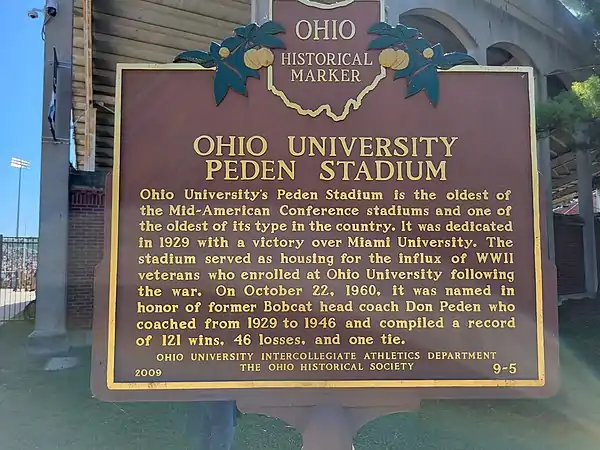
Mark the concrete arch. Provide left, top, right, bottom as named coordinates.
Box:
left=547, top=69, right=575, bottom=91
left=399, top=7, right=478, bottom=51
left=387, top=0, right=585, bottom=76
left=487, top=41, right=537, bottom=70
left=548, top=66, right=592, bottom=88
left=487, top=40, right=544, bottom=97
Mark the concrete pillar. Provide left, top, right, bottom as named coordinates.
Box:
left=576, top=148, right=598, bottom=297
left=383, top=2, right=399, bottom=25
left=537, top=80, right=556, bottom=262
left=251, top=0, right=269, bottom=24
left=28, top=1, right=74, bottom=355
left=466, top=45, right=487, bottom=65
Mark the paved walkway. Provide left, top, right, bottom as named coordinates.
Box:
left=0, top=288, right=35, bottom=322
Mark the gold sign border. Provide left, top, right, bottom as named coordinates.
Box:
left=266, top=0, right=387, bottom=122
left=106, top=63, right=544, bottom=390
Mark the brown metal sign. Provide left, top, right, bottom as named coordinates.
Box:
left=92, top=0, right=558, bottom=403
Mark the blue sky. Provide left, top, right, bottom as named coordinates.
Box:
left=1, top=3, right=53, bottom=237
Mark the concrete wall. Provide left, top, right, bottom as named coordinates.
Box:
left=502, top=0, right=587, bottom=41
left=388, top=0, right=590, bottom=77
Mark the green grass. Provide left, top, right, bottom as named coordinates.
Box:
left=1, top=299, right=600, bottom=449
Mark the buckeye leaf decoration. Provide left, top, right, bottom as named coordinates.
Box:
left=173, top=21, right=286, bottom=105
left=368, top=22, right=478, bottom=106
left=407, top=66, right=440, bottom=106
left=172, top=50, right=216, bottom=68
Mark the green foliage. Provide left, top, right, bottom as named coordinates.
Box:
left=536, top=76, right=600, bottom=133
left=534, top=2, right=600, bottom=134
left=572, top=74, right=600, bottom=115
left=536, top=90, right=589, bottom=133
left=173, top=21, right=285, bottom=105
left=368, top=22, right=478, bottom=106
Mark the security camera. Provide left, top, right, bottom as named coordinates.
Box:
left=45, top=0, right=58, bottom=17
left=27, top=8, right=42, bottom=19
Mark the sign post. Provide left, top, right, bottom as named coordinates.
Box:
left=92, top=0, right=558, bottom=447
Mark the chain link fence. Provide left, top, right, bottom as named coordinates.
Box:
left=0, top=236, right=38, bottom=322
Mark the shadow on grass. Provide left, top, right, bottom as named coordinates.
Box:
left=1, top=299, right=599, bottom=450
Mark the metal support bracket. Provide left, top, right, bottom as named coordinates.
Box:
left=42, top=136, right=69, bottom=144
left=47, top=59, right=72, bottom=69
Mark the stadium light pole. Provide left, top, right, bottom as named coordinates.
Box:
left=10, top=157, right=31, bottom=238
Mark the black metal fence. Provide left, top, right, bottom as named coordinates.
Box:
left=0, top=236, right=38, bottom=322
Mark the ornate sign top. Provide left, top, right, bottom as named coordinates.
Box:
left=173, top=0, right=477, bottom=120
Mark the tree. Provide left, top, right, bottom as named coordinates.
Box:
left=536, top=77, right=599, bottom=135
left=536, top=1, right=600, bottom=136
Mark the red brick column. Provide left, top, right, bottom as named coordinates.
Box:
left=554, top=214, right=585, bottom=296
left=67, top=172, right=106, bottom=330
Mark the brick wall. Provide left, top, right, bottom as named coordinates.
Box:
left=595, top=217, right=600, bottom=288
left=554, top=214, right=585, bottom=296
left=67, top=170, right=106, bottom=329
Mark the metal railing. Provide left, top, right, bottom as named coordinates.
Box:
left=0, top=236, right=38, bottom=322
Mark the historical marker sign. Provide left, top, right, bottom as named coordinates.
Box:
left=92, top=0, right=558, bottom=402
